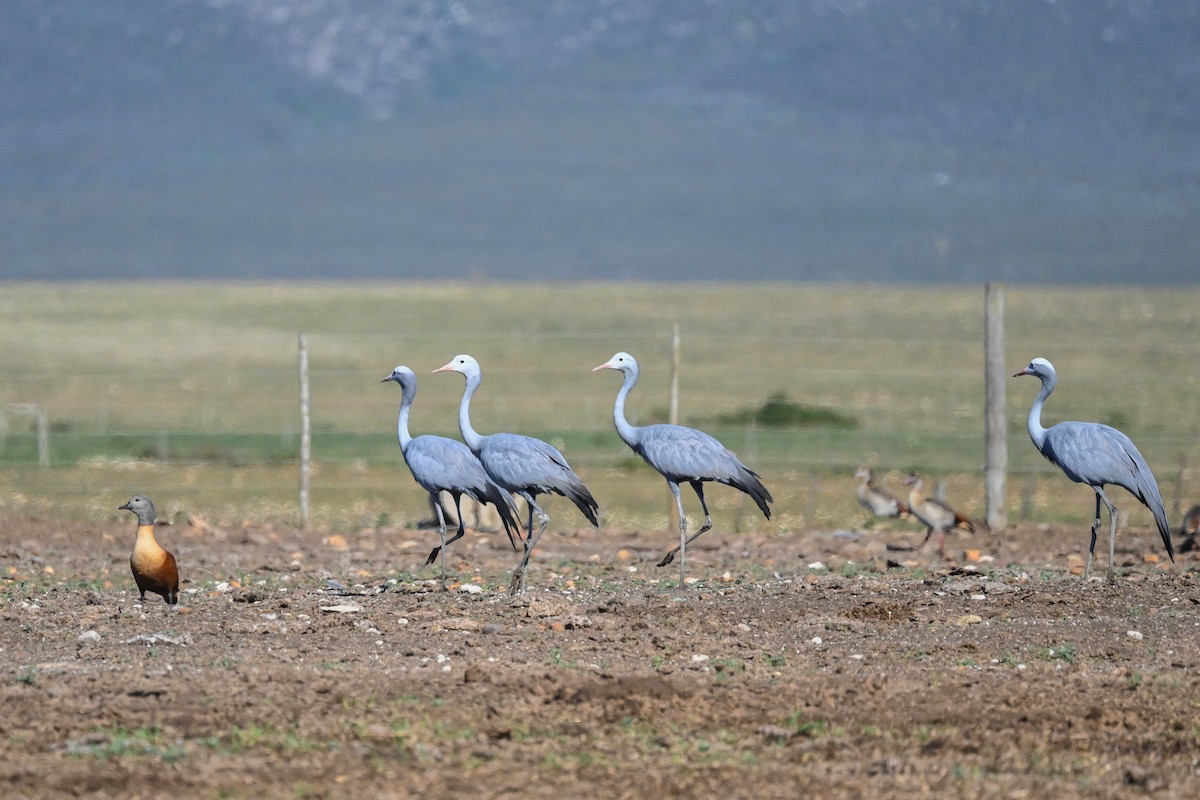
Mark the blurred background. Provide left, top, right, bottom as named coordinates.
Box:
left=2, top=2, right=1199, bottom=533
left=3, top=0, right=1199, bottom=283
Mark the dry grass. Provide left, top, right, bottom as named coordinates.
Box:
left=1, top=281, right=1198, bottom=530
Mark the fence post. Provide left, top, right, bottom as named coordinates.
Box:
left=6, top=404, right=49, bottom=467
left=667, top=323, right=681, bottom=535
left=984, top=283, right=1008, bottom=531
left=298, top=333, right=311, bottom=528
left=669, top=322, right=680, bottom=426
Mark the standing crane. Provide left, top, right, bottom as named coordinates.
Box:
left=435, top=354, right=599, bottom=595
left=382, top=365, right=521, bottom=590
left=1014, top=357, right=1173, bottom=580
left=593, top=352, right=772, bottom=583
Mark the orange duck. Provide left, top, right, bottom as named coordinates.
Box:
left=119, top=495, right=179, bottom=606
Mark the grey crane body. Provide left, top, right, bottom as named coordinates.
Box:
left=593, top=352, right=772, bottom=582
left=855, top=466, right=909, bottom=520
left=435, top=355, right=599, bottom=594
left=1014, top=357, right=1173, bottom=579
left=382, top=366, right=521, bottom=590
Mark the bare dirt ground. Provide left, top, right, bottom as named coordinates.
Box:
left=2, top=510, right=1199, bottom=799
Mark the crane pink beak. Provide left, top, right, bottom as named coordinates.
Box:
left=1013, top=367, right=1032, bottom=377
left=433, top=362, right=455, bottom=374
left=592, top=361, right=615, bottom=372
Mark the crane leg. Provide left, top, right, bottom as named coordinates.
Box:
left=1096, top=488, right=1119, bottom=582
left=426, top=494, right=469, bottom=566
left=1085, top=492, right=1103, bottom=580
left=656, top=482, right=690, bottom=576
left=659, top=482, right=713, bottom=587
left=431, top=498, right=449, bottom=592
left=510, top=497, right=548, bottom=596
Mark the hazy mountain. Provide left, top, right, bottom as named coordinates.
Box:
left=3, top=0, right=1198, bottom=283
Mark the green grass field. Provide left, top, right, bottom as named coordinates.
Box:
left=1, top=281, right=1198, bottom=533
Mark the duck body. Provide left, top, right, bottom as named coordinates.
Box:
left=120, top=495, right=179, bottom=605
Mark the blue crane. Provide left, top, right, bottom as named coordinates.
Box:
left=434, top=355, right=599, bottom=595
left=382, top=365, right=521, bottom=590
left=593, top=352, right=772, bottom=582
left=1014, top=357, right=1173, bottom=580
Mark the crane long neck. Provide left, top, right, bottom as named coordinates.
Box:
left=395, top=384, right=414, bottom=452
left=612, top=368, right=641, bottom=447
left=1026, top=375, right=1053, bottom=451
left=457, top=372, right=484, bottom=452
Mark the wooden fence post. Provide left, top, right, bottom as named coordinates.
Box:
left=984, top=283, right=1008, bottom=531
left=667, top=323, right=682, bottom=533
left=298, top=333, right=311, bottom=528
left=669, top=322, right=681, bottom=426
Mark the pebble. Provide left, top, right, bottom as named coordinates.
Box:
left=811, top=636, right=823, bottom=646
left=319, top=603, right=362, bottom=614
left=77, top=630, right=101, bottom=644
left=1127, top=630, right=1144, bottom=641
left=807, top=561, right=827, bottom=570
left=691, top=654, right=710, bottom=663
left=459, top=583, right=484, bottom=595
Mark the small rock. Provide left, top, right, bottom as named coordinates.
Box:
left=807, top=561, right=827, bottom=570
left=481, top=623, right=503, bottom=634
left=691, top=654, right=710, bottom=663
left=1126, top=630, right=1144, bottom=641
left=463, top=664, right=490, bottom=683
left=811, top=636, right=823, bottom=645
left=955, top=614, right=984, bottom=626
left=459, top=583, right=484, bottom=594
left=319, top=603, right=363, bottom=614
left=77, top=630, right=101, bottom=644
left=755, top=725, right=794, bottom=744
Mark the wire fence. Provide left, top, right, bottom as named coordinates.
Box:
left=3, top=289, right=1200, bottom=528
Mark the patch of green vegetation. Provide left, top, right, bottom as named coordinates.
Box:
left=206, top=724, right=323, bottom=755
left=68, top=726, right=185, bottom=762
left=548, top=647, right=576, bottom=669
left=715, top=391, right=858, bottom=429
left=1040, top=644, right=1079, bottom=664
left=780, top=710, right=831, bottom=739
left=711, top=657, right=746, bottom=680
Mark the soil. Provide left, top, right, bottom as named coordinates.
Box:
left=2, top=510, right=1198, bottom=799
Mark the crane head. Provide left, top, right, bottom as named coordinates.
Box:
left=381, top=365, right=416, bottom=387
left=1013, top=357, right=1055, bottom=380
left=593, top=351, right=637, bottom=373
left=434, top=354, right=479, bottom=377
